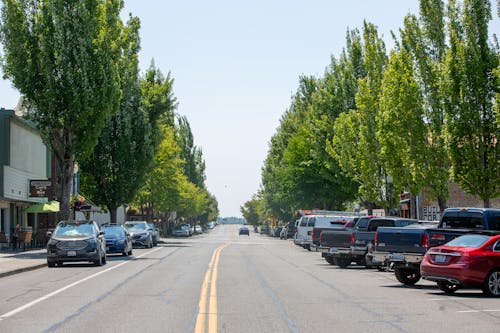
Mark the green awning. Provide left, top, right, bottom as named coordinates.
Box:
left=26, top=201, right=60, bottom=213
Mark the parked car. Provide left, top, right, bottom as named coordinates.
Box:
left=207, top=222, right=215, bottom=229
left=421, top=233, right=500, bottom=296
left=273, top=226, right=283, bottom=237
left=147, top=222, right=160, bottom=246
left=295, top=214, right=354, bottom=250
left=102, top=224, right=133, bottom=256
left=239, top=226, right=250, bottom=236
left=172, top=225, right=191, bottom=237
left=47, top=220, right=106, bottom=267
left=124, top=221, right=154, bottom=248
left=374, top=207, right=500, bottom=285
left=194, top=224, right=203, bottom=234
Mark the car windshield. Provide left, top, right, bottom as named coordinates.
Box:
left=102, top=227, right=124, bottom=237
left=125, top=223, right=146, bottom=231
left=445, top=234, right=490, bottom=248
left=54, top=223, right=94, bottom=237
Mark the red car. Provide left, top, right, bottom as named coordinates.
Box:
left=421, top=233, right=500, bottom=296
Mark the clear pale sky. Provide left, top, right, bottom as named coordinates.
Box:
left=1, top=1, right=498, bottom=217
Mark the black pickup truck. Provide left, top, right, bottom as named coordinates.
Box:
left=373, top=207, right=500, bottom=285
left=322, top=216, right=418, bottom=268
left=310, top=217, right=357, bottom=252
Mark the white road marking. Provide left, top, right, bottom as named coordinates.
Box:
left=457, top=309, right=500, bottom=313
left=0, top=247, right=162, bottom=321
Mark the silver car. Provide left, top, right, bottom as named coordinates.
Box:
left=124, top=221, right=154, bottom=248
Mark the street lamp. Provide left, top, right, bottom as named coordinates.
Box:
left=387, top=174, right=393, bottom=216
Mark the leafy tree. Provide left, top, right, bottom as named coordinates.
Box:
left=377, top=48, right=428, bottom=213
left=241, top=192, right=265, bottom=228
left=176, top=115, right=205, bottom=188
left=444, top=0, right=499, bottom=206
left=0, top=0, right=122, bottom=219
left=399, top=1, right=450, bottom=212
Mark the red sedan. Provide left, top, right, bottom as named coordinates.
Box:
left=421, top=233, right=500, bottom=296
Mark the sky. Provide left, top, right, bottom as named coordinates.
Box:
left=1, top=1, right=498, bottom=217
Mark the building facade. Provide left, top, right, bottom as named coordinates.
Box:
left=0, top=108, right=51, bottom=245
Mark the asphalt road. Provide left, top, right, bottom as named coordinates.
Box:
left=0, top=224, right=499, bottom=333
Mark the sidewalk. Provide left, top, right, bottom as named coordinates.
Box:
left=0, top=248, right=47, bottom=278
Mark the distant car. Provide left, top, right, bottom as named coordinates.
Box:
left=102, top=224, right=133, bottom=256
left=47, top=220, right=106, bottom=267
left=273, top=226, right=283, bottom=237
left=239, top=226, right=250, bottom=236
left=147, top=222, right=160, bottom=246
left=172, top=225, right=190, bottom=237
left=207, top=222, right=215, bottom=229
left=421, top=233, right=500, bottom=296
left=124, top=221, right=153, bottom=248
left=194, top=225, right=203, bottom=234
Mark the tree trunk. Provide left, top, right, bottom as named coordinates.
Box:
left=484, top=198, right=490, bottom=208
left=437, top=196, right=447, bottom=216
left=109, top=206, right=117, bottom=224
left=56, top=155, right=74, bottom=221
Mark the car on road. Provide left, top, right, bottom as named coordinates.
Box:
left=421, top=233, right=500, bottom=296
left=172, top=225, right=191, bottom=237
left=125, top=221, right=154, bottom=248
left=194, top=224, right=203, bottom=234
left=148, top=222, right=160, bottom=246
left=102, top=224, right=133, bottom=256
left=239, top=226, right=250, bottom=236
left=47, top=220, right=107, bottom=267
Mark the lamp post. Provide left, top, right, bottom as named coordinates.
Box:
left=387, top=174, right=393, bottom=216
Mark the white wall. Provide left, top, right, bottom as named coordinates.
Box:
left=75, top=206, right=126, bottom=225
left=10, top=122, right=47, bottom=176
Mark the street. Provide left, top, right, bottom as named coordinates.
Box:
left=0, top=224, right=499, bottom=333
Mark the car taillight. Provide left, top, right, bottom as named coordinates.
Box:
left=350, top=232, right=355, bottom=245
left=431, top=234, right=446, bottom=241
left=455, top=252, right=471, bottom=264
left=374, top=232, right=378, bottom=246
left=421, top=233, right=429, bottom=248
left=311, top=230, right=315, bottom=240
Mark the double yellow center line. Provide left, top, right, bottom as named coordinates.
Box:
left=194, top=243, right=229, bottom=333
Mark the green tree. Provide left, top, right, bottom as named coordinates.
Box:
left=241, top=192, right=265, bottom=229
left=0, top=0, right=122, bottom=219
left=81, top=45, right=177, bottom=223
left=399, top=1, right=450, bottom=212
left=444, top=0, right=499, bottom=206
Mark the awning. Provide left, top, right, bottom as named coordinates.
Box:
left=26, top=201, right=60, bottom=213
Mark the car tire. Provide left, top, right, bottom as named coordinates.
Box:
left=336, top=257, right=351, bottom=268
left=482, top=270, right=500, bottom=297
left=325, top=256, right=335, bottom=265
left=128, top=249, right=133, bottom=256
left=394, top=267, right=421, bottom=285
left=102, top=253, right=107, bottom=265
left=47, top=261, right=55, bottom=268
left=437, top=281, right=459, bottom=294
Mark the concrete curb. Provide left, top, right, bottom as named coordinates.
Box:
left=0, top=263, right=47, bottom=279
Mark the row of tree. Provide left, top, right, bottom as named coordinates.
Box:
left=0, top=0, right=218, bottom=225
left=243, top=0, right=498, bottom=223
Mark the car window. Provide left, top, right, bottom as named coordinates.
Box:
left=299, top=217, right=307, bottom=227
left=103, top=227, right=124, bottom=237
left=441, top=212, right=484, bottom=229
left=307, top=218, right=315, bottom=227
left=490, top=214, right=500, bottom=230
left=55, top=223, right=94, bottom=237
left=446, top=234, right=489, bottom=248
left=356, top=217, right=370, bottom=229
left=125, top=223, right=146, bottom=231
left=367, top=219, right=395, bottom=232
left=494, top=241, right=500, bottom=252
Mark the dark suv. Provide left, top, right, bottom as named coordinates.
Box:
left=47, top=220, right=106, bottom=267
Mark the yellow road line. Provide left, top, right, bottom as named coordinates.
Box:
left=194, top=243, right=229, bottom=333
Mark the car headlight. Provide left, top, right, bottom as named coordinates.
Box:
left=48, top=239, right=59, bottom=246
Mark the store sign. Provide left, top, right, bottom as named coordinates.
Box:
left=29, top=180, right=52, bottom=198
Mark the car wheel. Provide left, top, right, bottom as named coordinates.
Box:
left=336, top=257, right=351, bottom=268
left=128, top=249, right=133, bottom=256
left=56, top=261, right=63, bottom=267
left=437, top=281, right=459, bottom=294
left=394, top=267, right=421, bottom=285
left=325, top=256, right=335, bottom=265
left=149, top=237, right=153, bottom=248
left=47, top=261, right=55, bottom=268
left=482, top=270, right=500, bottom=297
left=102, top=253, right=107, bottom=265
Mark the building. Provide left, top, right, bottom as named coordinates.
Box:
left=0, top=108, right=52, bottom=247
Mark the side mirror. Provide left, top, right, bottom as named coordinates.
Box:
left=46, top=231, right=52, bottom=238
left=99, top=231, right=105, bottom=236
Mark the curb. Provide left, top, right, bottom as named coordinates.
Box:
left=0, top=263, right=47, bottom=279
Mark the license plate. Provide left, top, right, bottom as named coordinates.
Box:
left=67, top=251, right=76, bottom=256
left=329, top=247, right=338, bottom=253
left=388, top=253, right=405, bottom=261
left=435, top=255, right=446, bottom=263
